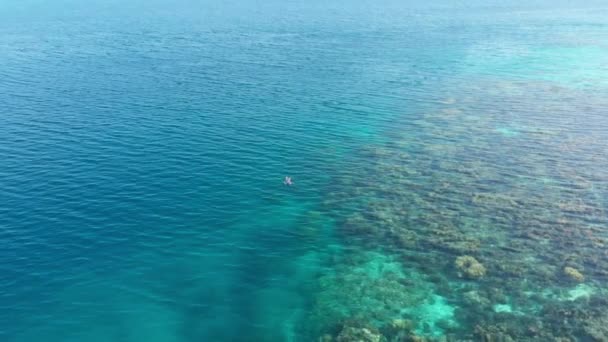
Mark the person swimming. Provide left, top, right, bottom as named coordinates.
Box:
left=283, top=176, right=293, bottom=186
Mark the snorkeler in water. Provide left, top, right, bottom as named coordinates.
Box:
left=283, top=176, right=293, bottom=186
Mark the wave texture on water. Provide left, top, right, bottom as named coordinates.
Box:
left=1, top=1, right=608, bottom=341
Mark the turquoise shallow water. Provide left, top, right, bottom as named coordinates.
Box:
left=1, top=1, right=608, bottom=341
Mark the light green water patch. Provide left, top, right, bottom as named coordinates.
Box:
left=404, top=294, right=457, bottom=337
left=493, top=303, right=513, bottom=313
left=531, top=45, right=608, bottom=88
left=351, top=125, right=377, bottom=139
left=540, top=176, right=558, bottom=184
left=492, top=302, right=528, bottom=316
left=537, top=284, right=596, bottom=302
left=465, top=41, right=608, bottom=88
left=463, top=115, right=481, bottom=121
left=311, top=250, right=460, bottom=337
left=566, top=284, right=595, bottom=301
left=351, top=251, right=407, bottom=279
left=495, top=123, right=557, bottom=138
left=521, top=127, right=563, bottom=137
left=495, top=127, right=519, bottom=137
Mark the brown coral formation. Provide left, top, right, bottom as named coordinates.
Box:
left=455, top=256, right=486, bottom=279
left=564, top=266, right=584, bottom=282
left=336, top=326, right=382, bottom=342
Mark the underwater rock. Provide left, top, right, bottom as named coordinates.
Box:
left=455, top=256, right=486, bottom=279
left=336, top=326, right=382, bottom=342
left=563, top=266, right=584, bottom=282
left=390, top=318, right=414, bottom=331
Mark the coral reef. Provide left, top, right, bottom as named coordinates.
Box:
left=307, top=80, right=608, bottom=341
left=309, top=251, right=435, bottom=336
left=455, top=256, right=486, bottom=279
left=390, top=318, right=414, bottom=331
left=336, top=325, right=382, bottom=342
left=563, top=266, right=584, bottom=282
left=583, top=312, right=608, bottom=340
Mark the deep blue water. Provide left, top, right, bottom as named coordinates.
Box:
left=2, top=1, right=608, bottom=341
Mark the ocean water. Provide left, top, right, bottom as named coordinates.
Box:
left=1, top=0, right=608, bottom=341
